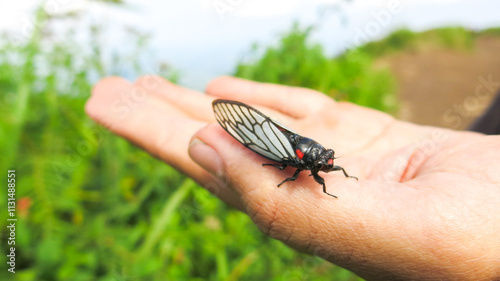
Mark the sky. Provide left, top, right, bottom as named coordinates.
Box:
left=1, top=0, right=500, bottom=89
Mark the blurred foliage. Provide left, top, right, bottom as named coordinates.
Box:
left=479, top=27, right=500, bottom=36
left=360, top=26, right=476, bottom=56
left=3, top=3, right=495, bottom=281
left=235, top=23, right=398, bottom=113
left=0, top=6, right=365, bottom=281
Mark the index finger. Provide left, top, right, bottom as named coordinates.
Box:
left=206, top=76, right=332, bottom=118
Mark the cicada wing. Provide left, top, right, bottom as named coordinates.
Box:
left=213, top=99, right=298, bottom=164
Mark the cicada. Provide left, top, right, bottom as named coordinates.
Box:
left=213, top=99, right=357, bottom=198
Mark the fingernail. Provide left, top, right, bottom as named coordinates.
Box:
left=189, top=138, right=223, bottom=177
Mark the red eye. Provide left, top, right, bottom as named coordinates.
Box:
left=327, top=159, right=333, bottom=165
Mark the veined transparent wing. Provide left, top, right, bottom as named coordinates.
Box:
left=212, top=99, right=299, bottom=164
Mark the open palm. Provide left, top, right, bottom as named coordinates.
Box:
left=86, top=76, right=500, bottom=280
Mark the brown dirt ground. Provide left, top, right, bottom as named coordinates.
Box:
left=377, top=35, right=500, bottom=130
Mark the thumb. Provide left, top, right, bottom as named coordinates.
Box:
left=187, top=123, right=382, bottom=267
left=189, top=123, right=311, bottom=240
left=188, top=123, right=280, bottom=199
left=187, top=124, right=359, bottom=258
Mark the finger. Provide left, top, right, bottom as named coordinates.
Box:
left=206, top=76, right=331, bottom=118
left=189, top=123, right=425, bottom=277
left=137, top=76, right=293, bottom=128
left=86, top=77, right=193, bottom=166
left=189, top=123, right=289, bottom=205
left=134, top=75, right=216, bottom=122
left=194, top=123, right=366, bottom=197
left=188, top=137, right=244, bottom=210
left=189, top=123, right=392, bottom=212
left=85, top=76, right=241, bottom=207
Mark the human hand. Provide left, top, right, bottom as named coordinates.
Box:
left=85, top=76, right=500, bottom=280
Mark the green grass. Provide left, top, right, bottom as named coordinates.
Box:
left=2, top=5, right=497, bottom=281
left=0, top=9, right=364, bottom=281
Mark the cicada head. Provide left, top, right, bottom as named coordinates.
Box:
left=318, top=149, right=336, bottom=172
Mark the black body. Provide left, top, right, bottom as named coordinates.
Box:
left=263, top=130, right=356, bottom=198
left=212, top=99, right=357, bottom=198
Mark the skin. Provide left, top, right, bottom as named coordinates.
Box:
left=85, top=75, right=500, bottom=280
